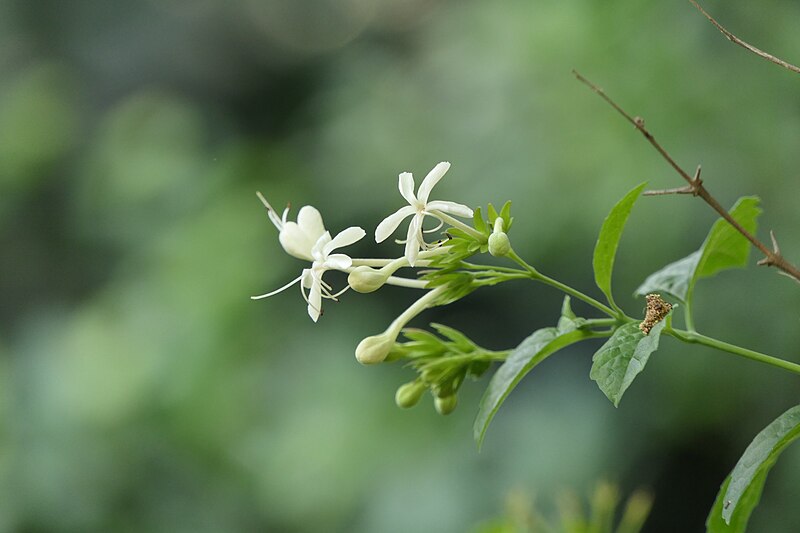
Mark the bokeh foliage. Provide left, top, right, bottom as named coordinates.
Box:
left=1, top=0, right=799, bottom=531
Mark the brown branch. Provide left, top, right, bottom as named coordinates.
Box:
left=572, top=70, right=800, bottom=282
left=690, top=0, right=800, bottom=75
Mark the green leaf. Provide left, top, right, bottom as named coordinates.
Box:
left=718, top=404, right=800, bottom=524
left=635, top=197, right=761, bottom=302
left=474, top=328, right=595, bottom=448
left=634, top=251, right=700, bottom=302
left=705, top=472, right=767, bottom=533
left=589, top=317, right=668, bottom=407
left=593, top=182, right=647, bottom=307
left=695, top=197, right=761, bottom=279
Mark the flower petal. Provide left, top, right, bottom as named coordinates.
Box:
left=296, top=205, right=326, bottom=242
left=310, top=231, right=332, bottom=261
left=417, top=162, right=450, bottom=203
left=404, top=215, right=422, bottom=266
left=324, top=253, right=352, bottom=270
left=307, top=278, right=322, bottom=322
left=279, top=222, right=316, bottom=260
left=398, top=172, right=417, bottom=205
left=323, top=226, right=365, bottom=256
left=375, top=205, right=416, bottom=243
left=426, top=200, right=474, bottom=218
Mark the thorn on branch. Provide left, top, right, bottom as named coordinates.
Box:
left=643, top=166, right=704, bottom=197
left=757, top=231, right=784, bottom=267
left=769, top=230, right=781, bottom=255
left=573, top=69, right=800, bottom=283
left=643, top=186, right=696, bottom=196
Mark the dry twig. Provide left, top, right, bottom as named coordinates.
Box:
left=690, top=0, right=800, bottom=75
left=572, top=70, right=800, bottom=282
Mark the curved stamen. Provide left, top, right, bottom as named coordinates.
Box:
left=422, top=218, right=444, bottom=234
left=251, top=274, right=303, bottom=299
left=328, top=285, right=350, bottom=300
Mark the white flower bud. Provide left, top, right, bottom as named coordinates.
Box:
left=488, top=231, right=511, bottom=257
left=355, top=332, right=396, bottom=365
left=395, top=381, right=426, bottom=408
left=348, top=266, right=388, bottom=293
left=488, top=217, right=511, bottom=257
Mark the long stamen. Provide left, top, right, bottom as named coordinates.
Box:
left=251, top=274, right=303, bottom=299
left=256, top=191, right=284, bottom=230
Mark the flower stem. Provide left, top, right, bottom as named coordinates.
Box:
left=666, top=328, right=800, bottom=376
left=387, top=286, right=449, bottom=335
left=432, top=211, right=487, bottom=241
left=506, top=250, right=621, bottom=319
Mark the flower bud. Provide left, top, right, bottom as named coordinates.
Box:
left=488, top=217, right=511, bottom=257
left=355, top=332, right=396, bottom=365
left=434, top=394, right=458, bottom=415
left=348, top=266, right=388, bottom=293
left=395, top=380, right=426, bottom=408
left=488, top=231, right=511, bottom=257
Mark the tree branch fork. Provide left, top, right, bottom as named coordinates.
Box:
left=572, top=70, right=800, bottom=282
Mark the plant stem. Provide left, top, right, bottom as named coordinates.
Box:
left=666, top=328, right=800, bottom=376
left=433, top=211, right=487, bottom=241
left=506, top=250, right=621, bottom=319
left=683, top=292, right=696, bottom=332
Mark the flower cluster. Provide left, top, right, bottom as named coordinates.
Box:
left=254, top=161, right=515, bottom=412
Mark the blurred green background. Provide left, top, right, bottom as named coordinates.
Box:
left=1, top=0, right=799, bottom=531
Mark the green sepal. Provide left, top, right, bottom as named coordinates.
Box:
left=487, top=203, right=500, bottom=224
left=472, top=206, right=487, bottom=234
left=499, top=201, right=512, bottom=230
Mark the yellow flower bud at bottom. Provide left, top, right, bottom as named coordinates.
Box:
left=434, top=394, right=458, bottom=415
left=355, top=333, right=395, bottom=365
left=395, top=381, right=426, bottom=408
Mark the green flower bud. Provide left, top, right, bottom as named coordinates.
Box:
left=355, top=332, right=396, bottom=365
left=488, top=231, right=511, bottom=257
left=348, top=266, right=388, bottom=293
left=395, top=380, right=426, bottom=408
left=434, top=394, right=458, bottom=415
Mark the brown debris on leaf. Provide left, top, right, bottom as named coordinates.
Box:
left=640, top=294, right=672, bottom=335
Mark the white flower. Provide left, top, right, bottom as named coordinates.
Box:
left=253, top=192, right=365, bottom=322
left=257, top=192, right=326, bottom=261
left=375, top=162, right=473, bottom=266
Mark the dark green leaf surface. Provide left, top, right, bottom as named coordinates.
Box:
left=589, top=317, right=668, bottom=407
left=474, top=328, right=594, bottom=448
left=635, top=198, right=761, bottom=301
left=705, top=471, right=767, bottom=533
left=593, top=183, right=647, bottom=306
left=720, top=404, right=800, bottom=524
